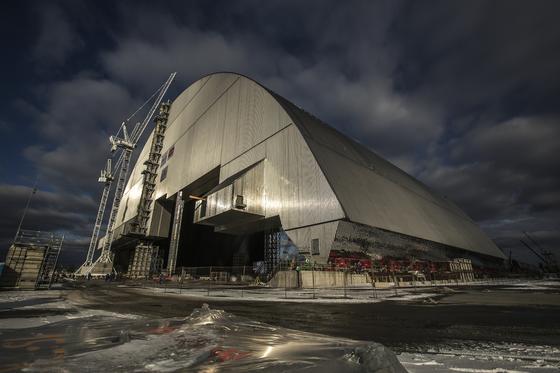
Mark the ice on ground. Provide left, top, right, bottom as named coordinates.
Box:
left=0, top=296, right=142, bottom=329
left=1, top=298, right=406, bottom=373
left=3, top=282, right=559, bottom=372
left=0, top=290, right=64, bottom=303
left=398, top=340, right=560, bottom=373
left=387, top=293, right=439, bottom=301
left=141, top=285, right=439, bottom=304
left=449, top=368, right=528, bottom=372
left=502, top=280, right=560, bottom=291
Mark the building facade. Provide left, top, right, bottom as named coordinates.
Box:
left=108, top=72, right=505, bottom=275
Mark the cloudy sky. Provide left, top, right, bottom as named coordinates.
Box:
left=1, top=0, right=559, bottom=267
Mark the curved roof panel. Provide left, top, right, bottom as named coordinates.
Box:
left=116, top=72, right=504, bottom=260
left=271, top=92, right=505, bottom=259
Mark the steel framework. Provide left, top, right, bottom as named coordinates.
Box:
left=264, top=228, right=280, bottom=276
left=77, top=73, right=176, bottom=276
left=166, top=190, right=184, bottom=275
left=4, top=230, right=64, bottom=289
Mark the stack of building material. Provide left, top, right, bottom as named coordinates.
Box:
left=128, top=244, right=159, bottom=278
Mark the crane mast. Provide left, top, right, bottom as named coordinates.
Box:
left=85, top=159, right=113, bottom=265
left=77, top=73, right=176, bottom=276
left=96, top=128, right=134, bottom=267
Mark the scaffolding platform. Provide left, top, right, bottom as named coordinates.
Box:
left=0, top=230, right=63, bottom=289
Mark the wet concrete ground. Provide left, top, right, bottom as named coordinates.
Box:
left=1, top=280, right=560, bottom=372
left=71, top=282, right=560, bottom=348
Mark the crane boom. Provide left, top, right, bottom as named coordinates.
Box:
left=96, top=73, right=176, bottom=271
left=77, top=73, right=176, bottom=276
left=131, top=73, right=176, bottom=143
left=519, top=239, right=547, bottom=263
left=84, top=159, right=113, bottom=265
left=86, top=185, right=110, bottom=264
left=101, top=147, right=133, bottom=256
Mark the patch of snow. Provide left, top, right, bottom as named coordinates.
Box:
left=387, top=293, right=439, bottom=301
left=405, top=359, right=444, bottom=366
left=140, top=286, right=440, bottom=304
left=398, top=340, right=560, bottom=373
left=0, top=298, right=142, bottom=330
left=449, top=368, right=528, bottom=373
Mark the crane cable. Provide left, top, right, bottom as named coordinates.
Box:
left=114, top=79, right=169, bottom=138
left=109, top=78, right=170, bottom=172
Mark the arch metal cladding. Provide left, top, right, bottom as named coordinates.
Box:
left=108, top=72, right=505, bottom=275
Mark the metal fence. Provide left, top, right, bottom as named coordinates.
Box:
left=119, top=264, right=522, bottom=301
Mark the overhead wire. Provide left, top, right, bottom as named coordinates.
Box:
left=105, top=78, right=169, bottom=176
left=112, top=79, right=167, bottom=144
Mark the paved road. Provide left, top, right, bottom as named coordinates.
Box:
left=70, top=283, right=560, bottom=350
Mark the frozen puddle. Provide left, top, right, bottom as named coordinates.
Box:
left=0, top=301, right=405, bottom=372
left=2, top=289, right=559, bottom=372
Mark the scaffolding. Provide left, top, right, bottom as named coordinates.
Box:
left=129, top=101, right=171, bottom=236
left=0, top=230, right=63, bottom=289
left=264, top=229, right=280, bottom=276
left=80, top=73, right=176, bottom=276
left=128, top=243, right=161, bottom=278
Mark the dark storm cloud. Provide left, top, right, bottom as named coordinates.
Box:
left=32, top=2, right=84, bottom=66
left=421, top=115, right=560, bottom=219
left=395, top=1, right=560, bottom=112
left=452, top=116, right=560, bottom=177
left=99, top=1, right=444, bottom=162
left=0, top=184, right=96, bottom=265
left=20, top=76, right=141, bottom=192
left=2, top=0, right=559, bottom=265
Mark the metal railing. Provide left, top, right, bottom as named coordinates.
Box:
left=115, top=264, right=520, bottom=301
left=14, top=229, right=64, bottom=247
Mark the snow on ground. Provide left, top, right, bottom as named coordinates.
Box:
left=0, top=290, right=64, bottom=304
left=140, top=285, right=441, bottom=304
left=133, top=278, right=559, bottom=304
left=2, top=280, right=559, bottom=372
left=0, top=293, right=406, bottom=372
left=0, top=291, right=142, bottom=329
left=502, top=280, right=560, bottom=291
left=399, top=341, right=560, bottom=373
left=0, top=305, right=143, bottom=329
left=399, top=351, right=559, bottom=373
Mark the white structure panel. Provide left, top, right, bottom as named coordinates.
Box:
left=114, top=73, right=342, bottom=239
left=111, top=72, right=503, bottom=262
left=308, top=141, right=503, bottom=258
left=165, top=74, right=237, bottom=136
left=115, top=130, right=155, bottom=228
left=285, top=221, right=339, bottom=263
left=165, top=76, right=210, bottom=126
left=263, top=125, right=345, bottom=230
left=219, top=78, right=292, bottom=166
left=220, top=142, right=266, bottom=182
left=115, top=178, right=142, bottom=226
